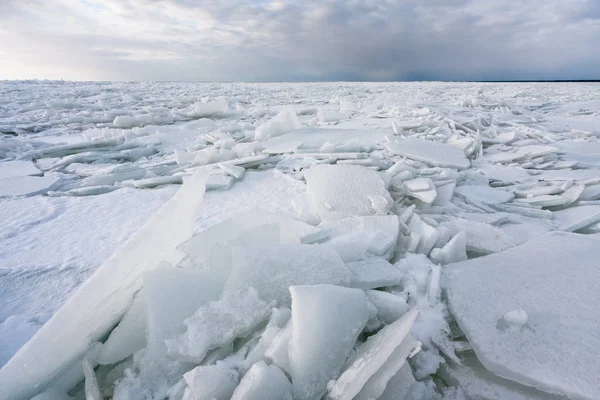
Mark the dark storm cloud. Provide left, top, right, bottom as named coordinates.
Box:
left=0, top=0, right=598, bottom=80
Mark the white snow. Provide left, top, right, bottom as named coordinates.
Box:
left=0, top=160, right=42, bottom=178
left=0, top=175, right=60, bottom=197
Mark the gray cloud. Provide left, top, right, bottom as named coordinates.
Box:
left=0, top=0, right=599, bottom=81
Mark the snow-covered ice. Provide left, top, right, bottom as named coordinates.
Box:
left=2, top=81, right=600, bottom=400
left=444, top=232, right=600, bottom=400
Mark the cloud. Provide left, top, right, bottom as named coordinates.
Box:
left=0, top=0, right=599, bottom=81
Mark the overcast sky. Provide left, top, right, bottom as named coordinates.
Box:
left=0, top=0, right=599, bottom=81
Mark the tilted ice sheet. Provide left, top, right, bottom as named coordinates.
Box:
left=386, top=138, right=470, bottom=170
left=0, top=171, right=209, bottom=400
left=444, top=232, right=600, bottom=400
left=289, top=285, right=369, bottom=400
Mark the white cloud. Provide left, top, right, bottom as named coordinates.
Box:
left=0, top=0, right=598, bottom=81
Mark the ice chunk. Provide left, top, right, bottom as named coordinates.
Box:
left=378, top=363, right=416, bottom=400
left=317, top=109, right=347, bottom=123
left=444, top=232, right=600, bottom=400
left=242, top=307, right=291, bottom=372
left=454, top=185, right=514, bottom=205
left=430, top=231, right=467, bottom=265
left=404, top=178, right=438, bottom=203
left=133, top=175, right=182, bottom=188
left=440, top=219, right=518, bottom=255
left=191, top=98, right=228, bottom=118
left=83, top=358, right=102, bottom=400
left=440, top=352, right=566, bottom=400
left=328, top=308, right=420, bottom=400
left=502, top=309, right=528, bottom=327
left=0, top=160, right=42, bottom=178
left=255, top=108, right=301, bottom=141
left=143, top=268, right=225, bottom=354
left=408, top=213, right=439, bottom=255
left=264, top=323, right=292, bottom=374
left=205, top=174, right=235, bottom=191
left=366, top=290, right=409, bottom=324
left=224, top=244, right=351, bottom=306
left=97, top=291, right=147, bottom=365
left=305, top=164, right=393, bottom=221
left=479, top=164, right=531, bottom=183
left=218, top=163, right=245, bottom=179
left=60, top=185, right=119, bottom=197
left=183, top=365, right=238, bottom=400
left=347, top=258, right=403, bottom=289
left=289, top=285, right=369, bottom=400
left=0, top=175, right=60, bottom=197
left=554, top=205, right=600, bottom=231
left=354, top=334, right=421, bottom=400
left=231, top=361, right=292, bottom=400
left=515, top=194, right=566, bottom=207
left=178, top=208, right=325, bottom=267
left=561, top=184, right=585, bottom=205
left=319, top=215, right=400, bottom=261
left=167, top=288, right=274, bottom=363
left=580, top=184, right=600, bottom=201
left=386, top=138, right=470, bottom=170
left=0, top=170, right=209, bottom=400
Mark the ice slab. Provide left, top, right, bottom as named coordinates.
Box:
left=289, top=285, right=369, bottom=400
left=554, top=205, right=600, bottom=232
left=404, top=178, right=438, bottom=203
left=304, top=164, right=393, bottom=221
left=440, top=352, right=566, bottom=400
left=440, top=218, right=518, bottom=255
left=97, top=291, right=147, bottom=365
left=366, top=290, right=409, bottom=324
left=515, top=194, right=567, bottom=207
left=183, top=365, right=238, bottom=400
left=386, top=138, right=470, bottom=170
left=479, top=164, right=531, bottom=183
left=454, top=185, right=514, bottom=205
left=261, top=128, right=390, bottom=152
left=444, top=232, right=600, bottom=400
left=0, top=170, right=209, bottom=400
left=0, top=175, right=60, bottom=197
left=319, top=215, right=400, bottom=261
left=255, top=108, right=301, bottom=141
left=430, top=231, right=467, bottom=265
left=142, top=267, right=226, bottom=373
left=178, top=207, right=325, bottom=268
left=354, top=334, right=421, bottom=400
left=230, top=361, right=292, bottom=400
left=378, top=363, right=416, bottom=400
left=133, top=175, right=183, bottom=188
left=329, top=308, right=420, bottom=400
left=0, top=160, right=42, bottom=178
left=264, top=323, right=292, bottom=375
left=347, top=258, right=404, bottom=289
left=166, top=288, right=274, bottom=363
left=224, top=244, right=351, bottom=306
left=317, top=109, right=347, bottom=123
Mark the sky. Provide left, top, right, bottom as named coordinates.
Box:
left=0, top=0, right=599, bottom=82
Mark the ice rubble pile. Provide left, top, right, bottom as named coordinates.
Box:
left=2, top=82, right=600, bottom=399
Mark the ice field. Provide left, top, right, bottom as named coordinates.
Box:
left=1, top=81, right=600, bottom=399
